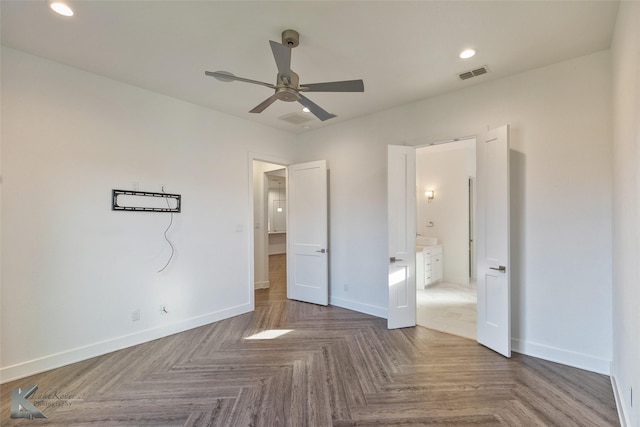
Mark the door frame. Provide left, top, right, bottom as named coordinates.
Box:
left=394, top=130, right=509, bottom=354
left=248, top=152, right=293, bottom=311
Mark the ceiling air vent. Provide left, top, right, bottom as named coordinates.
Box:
left=458, top=66, right=489, bottom=81
left=278, top=112, right=314, bottom=125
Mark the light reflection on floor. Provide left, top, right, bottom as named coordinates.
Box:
left=417, top=281, right=477, bottom=340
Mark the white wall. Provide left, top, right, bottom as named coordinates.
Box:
left=295, top=50, right=613, bottom=374
left=610, top=2, right=640, bottom=425
left=268, top=233, right=286, bottom=255
left=417, top=141, right=475, bottom=285
left=0, top=47, right=296, bottom=382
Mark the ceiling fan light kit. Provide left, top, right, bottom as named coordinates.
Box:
left=205, top=29, right=364, bottom=122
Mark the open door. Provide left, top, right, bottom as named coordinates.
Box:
left=476, top=125, right=511, bottom=357
left=387, top=145, right=416, bottom=329
left=287, top=160, right=329, bottom=305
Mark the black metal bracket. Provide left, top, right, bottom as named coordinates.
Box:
left=112, top=189, right=181, bottom=213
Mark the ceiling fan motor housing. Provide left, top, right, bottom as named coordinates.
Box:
left=276, top=87, right=299, bottom=102
left=282, top=29, right=299, bottom=48
left=276, top=71, right=300, bottom=102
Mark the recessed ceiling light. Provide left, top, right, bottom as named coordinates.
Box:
left=459, top=48, right=476, bottom=59
left=302, top=107, right=310, bottom=113
left=49, top=1, right=74, bottom=17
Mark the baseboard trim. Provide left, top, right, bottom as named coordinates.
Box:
left=511, top=338, right=610, bottom=375
left=0, top=303, right=252, bottom=384
left=254, top=280, right=270, bottom=290
left=611, top=370, right=631, bottom=427
left=330, top=296, right=387, bottom=319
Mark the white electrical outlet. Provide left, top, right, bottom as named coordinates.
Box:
left=131, top=309, right=140, bottom=322
left=344, top=283, right=349, bottom=291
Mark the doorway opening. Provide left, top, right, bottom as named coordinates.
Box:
left=415, top=138, right=477, bottom=340
left=251, top=158, right=329, bottom=309
left=252, top=160, right=288, bottom=305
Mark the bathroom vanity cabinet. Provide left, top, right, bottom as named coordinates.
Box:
left=416, top=245, right=443, bottom=289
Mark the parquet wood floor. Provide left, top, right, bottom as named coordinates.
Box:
left=1, top=254, right=619, bottom=426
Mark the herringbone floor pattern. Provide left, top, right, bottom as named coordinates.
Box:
left=1, top=255, right=619, bottom=426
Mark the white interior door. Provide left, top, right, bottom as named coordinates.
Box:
left=476, top=125, right=511, bottom=357
left=287, top=160, right=329, bottom=306
left=387, top=145, right=416, bottom=329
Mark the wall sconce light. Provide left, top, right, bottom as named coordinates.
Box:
left=425, top=190, right=435, bottom=202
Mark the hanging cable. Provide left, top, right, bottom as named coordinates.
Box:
left=158, top=186, right=175, bottom=273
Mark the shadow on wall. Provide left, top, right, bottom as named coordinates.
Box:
left=510, top=147, right=526, bottom=342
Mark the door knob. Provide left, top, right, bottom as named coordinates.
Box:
left=316, top=248, right=326, bottom=253
left=489, top=265, right=506, bottom=272
left=390, top=256, right=403, bottom=263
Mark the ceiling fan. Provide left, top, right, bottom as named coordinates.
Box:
left=205, top=29, right=364, bottom=122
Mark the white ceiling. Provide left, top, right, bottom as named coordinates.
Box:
left=1, top=1, right=619, bottom=133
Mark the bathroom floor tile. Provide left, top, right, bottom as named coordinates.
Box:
left=417, top=281, right=477, bottom=340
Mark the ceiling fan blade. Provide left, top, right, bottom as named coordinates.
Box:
left=269, top=41, right=292, bottom=80
left=205, top=71, right=276, bottom=89
left=300, top=80, right=364, bottom=92
left=298, top=94, right=336, bottom=121
left=249, top=93, right=280, bottom=113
